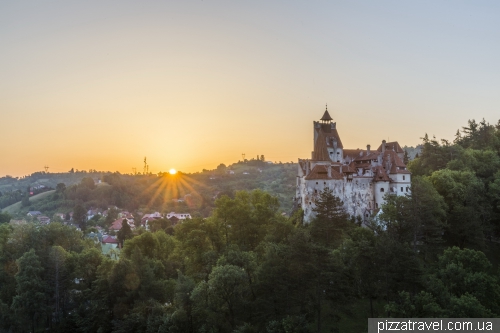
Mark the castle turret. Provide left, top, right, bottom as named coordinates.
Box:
left=312, top=106, right=343, bottom=162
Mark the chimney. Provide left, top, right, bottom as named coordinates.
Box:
left=367, top=144, right=371, bottom=154
left=327, top=165, right=332, bottom=178
left=382, top=140, right=386, bottom=153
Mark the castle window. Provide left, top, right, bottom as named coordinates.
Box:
left=316, top=182, right=318, bottom=185
left=403, top=176, right=405, bottom=180
left=401, top=187, right=403, bottom=192
left=337, top=152, right=340, bottom=154
left=406, top=187, right=409, bottom=192
left=324, top=182, right=326, bottom=185
left=380, top=188, right=384, bottom=192
left=376, top=203, right=379, bottom=208
left=314, top=190, right=317, bottom=194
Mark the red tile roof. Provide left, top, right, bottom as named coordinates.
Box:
left=377, top=141, right=404, bottom=154
left=102, top=236, right=118, bottom=244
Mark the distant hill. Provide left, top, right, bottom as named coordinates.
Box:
left=1, top=161, right=298, bottom=219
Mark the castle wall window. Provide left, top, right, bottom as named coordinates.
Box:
left=316, top=182, right=318, bottom=184
left=380, top=188, right=384, bottom=192
left=403, top=176, right=405, bottom=180
left=401, top=187, right=403, bottom=192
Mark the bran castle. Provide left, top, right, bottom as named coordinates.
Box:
left=295, top=108, right=411, bottom=222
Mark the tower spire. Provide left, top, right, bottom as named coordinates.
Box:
left=320, top=104, right=333, bottom=123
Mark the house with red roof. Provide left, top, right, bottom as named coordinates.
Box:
left=102, top=235, right=119, bottom=244
left=109, top=218, right=135, bottom=232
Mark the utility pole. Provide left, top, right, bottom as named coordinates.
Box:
left=242, top=153, right=245, bottom=160
left=44, top=165, right=49, bottom=173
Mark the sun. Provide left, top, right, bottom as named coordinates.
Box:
left=169, top=168, right=177, bottom=175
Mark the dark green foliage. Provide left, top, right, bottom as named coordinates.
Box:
left=2, top=117, right=500, bottom=331
left=310, top=187, right=351, bottom=247
left=73, top=204, right=87, bottom=232
left=11, top=249, right=47, bottom=332
left=117, top=219, right=133, bottom=247
left=0, top=212, right=11, bottom=223
left=21, top=193, right=30, bottom=207
left=379, top=176, right=447, bottom=257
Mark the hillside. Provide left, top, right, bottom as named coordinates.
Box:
left=1, top=190, right=56, bottom=215
left=1, top=160, right=297, bottom=220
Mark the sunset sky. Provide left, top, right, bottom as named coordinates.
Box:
left=2, top=1, right=500, bottom=177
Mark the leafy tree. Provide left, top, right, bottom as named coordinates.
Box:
left=0, top=211, right=11, bottom=224
left=379, top=177, right=447, bottom=258
left=11, top=249, right=48, bottom=332
left=21, top=193, right=30, bottom=207
left=192, top=264, right=250, bottom=331
left=73, top=204, right=87, bottom=232
left=56, top=182, right=66, bottom=193
left=429, top=169, right=488, bottom=248
left=80, top=177, right=96, bottom=190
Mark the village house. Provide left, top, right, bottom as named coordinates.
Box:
left=141, top=212, right=162, bottom=225
left=166, top=212, right=192, bottom=220
left=296, top=107, right=411, bottom=222
left=27, top=211, right=42, bottom=217
left=36, top=216, right=51, bottom=224
left=109, top=218, right=135, bottom=232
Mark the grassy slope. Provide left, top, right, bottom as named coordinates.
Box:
left=1, top=190, right=56, bottom=214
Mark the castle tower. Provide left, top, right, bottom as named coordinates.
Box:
left=312, top=106, right=343, bottom=162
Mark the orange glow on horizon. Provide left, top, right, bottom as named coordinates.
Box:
left=169, top=168, right=177, bottom=175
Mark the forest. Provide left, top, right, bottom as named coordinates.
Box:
left=1, top=118, right=500, bottom=332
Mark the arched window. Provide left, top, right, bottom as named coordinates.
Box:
left=380, top=188, right=385, bottom=192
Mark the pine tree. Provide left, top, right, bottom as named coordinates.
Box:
left=310, top=187, right=350, bottom=247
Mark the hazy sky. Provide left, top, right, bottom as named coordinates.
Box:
left=2, top=1, right=500, bottom=177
